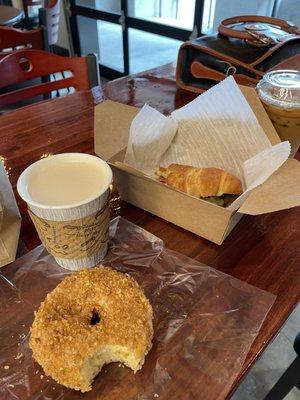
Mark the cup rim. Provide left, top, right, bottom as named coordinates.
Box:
left=263, top=69, right=300, bottom=88
left=17, top=153, right=113, bottom=210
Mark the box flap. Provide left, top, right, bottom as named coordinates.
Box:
left=239, top=159, right=300, bottom=215
left=239, top=85, right=281, bottom=146
left=94, top=100, right=139, bottom=161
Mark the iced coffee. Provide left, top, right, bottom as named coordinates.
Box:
left=257, top=70, right=300, bottom=157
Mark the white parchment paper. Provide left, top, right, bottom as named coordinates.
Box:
left=124, top=77, right=290, bottom=209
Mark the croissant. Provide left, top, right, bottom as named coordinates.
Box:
left=156, top=164, right=242, bottom=199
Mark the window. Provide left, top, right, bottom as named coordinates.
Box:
left=70, top=0, right=299, bottom=79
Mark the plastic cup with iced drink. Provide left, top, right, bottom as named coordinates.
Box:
left=257, top=70, right=300, bottom=157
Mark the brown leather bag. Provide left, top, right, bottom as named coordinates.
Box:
left=176, top=15, right=300, bottom=93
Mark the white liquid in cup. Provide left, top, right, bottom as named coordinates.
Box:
left=18, top=153, right=112, bottom=209
left=28, top=160, right=109, bottom=206
left=17, top=153, right=113, bottom=270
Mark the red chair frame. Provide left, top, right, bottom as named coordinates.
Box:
left=0, top=49, right=98, bottom=108
left=0, top=26, right=45, bottom=58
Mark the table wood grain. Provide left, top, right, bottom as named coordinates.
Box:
left=0, top=63, right=299, bottom=399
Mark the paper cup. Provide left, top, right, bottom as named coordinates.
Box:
left=17, top=153, right=112, bottom=271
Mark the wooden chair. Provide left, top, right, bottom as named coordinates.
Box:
left=0, top=25, right=47, bottom=58
left=0, top=49, right=99, bottom=108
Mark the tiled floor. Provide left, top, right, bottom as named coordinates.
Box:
left=231, top=303, right=300, bottom=400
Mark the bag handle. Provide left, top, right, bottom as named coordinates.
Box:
left=190, top=60, right=259, bottom=86
left=218, top=15, right=299, bottom=46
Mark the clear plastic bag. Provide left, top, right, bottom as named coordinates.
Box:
left=0, top=217, right=275, bottom=400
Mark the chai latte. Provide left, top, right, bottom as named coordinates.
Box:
left=28, top=160, right=108, bottom=206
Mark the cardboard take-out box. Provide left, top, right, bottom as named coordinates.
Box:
left=94, top=86, right=300, bottom=245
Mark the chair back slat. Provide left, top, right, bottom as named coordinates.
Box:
left=0, top=76, right=76, bottom=107
left=0, top=26, right=44, bottom=58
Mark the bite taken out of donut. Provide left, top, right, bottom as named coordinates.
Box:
left=29, top=266, right=153, bottom=392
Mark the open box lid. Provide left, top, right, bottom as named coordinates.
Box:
left=94, top=89, right=300, bottom=216
left=239, top=158, right=300, bottom=215
left=94, top=100, right=139, bottom=161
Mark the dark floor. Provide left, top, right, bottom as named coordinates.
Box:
left=231, top=303, right=300, bottom=400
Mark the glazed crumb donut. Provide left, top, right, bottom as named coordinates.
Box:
left=29, top=266, right=153, bottom=392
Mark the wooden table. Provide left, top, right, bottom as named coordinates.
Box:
left=0, top=63, right=299, bottom=399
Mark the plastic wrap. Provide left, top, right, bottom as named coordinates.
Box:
left=0, top=217, right=275, bottom=400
